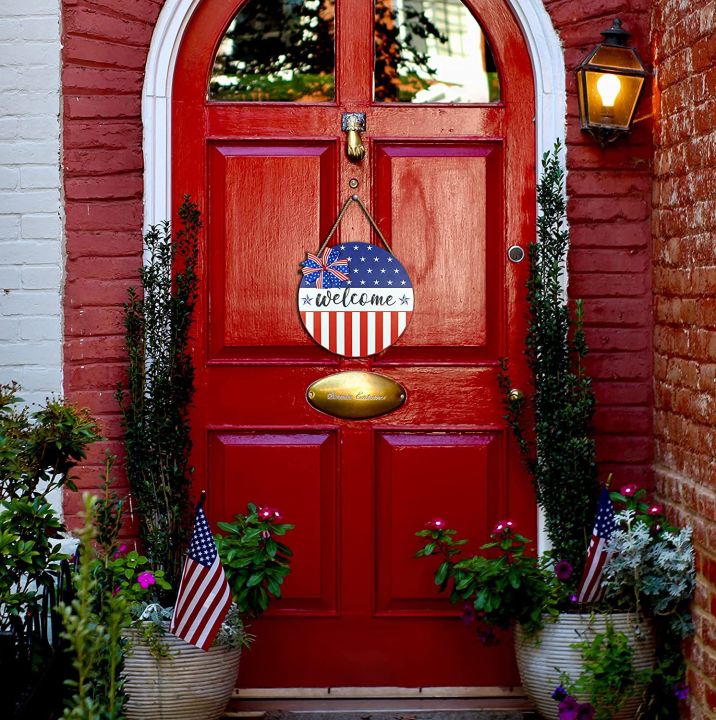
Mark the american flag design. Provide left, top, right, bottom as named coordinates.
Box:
left=170, top=498, right=232, bottom=650
left=576, top=487, right=617, bottom=603
left=298, top=242, right=414, bottom=357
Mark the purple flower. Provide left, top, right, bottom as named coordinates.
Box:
left=461, top=602, right=476, bottom=626
left=137, top=571, right=156, bottom=589
left=476, top=627, right=498, bottom=646
left=569, top=593, right=579, bottom=603
left=647, top=504, right=663, bottom=516
left=426, top=517, right=446, bottom=530
left=576, top=704, right=595, bottom=720
left=558, top=696, right=579, bottom=720
left=551, top=686, right=568, bottom=701
left=674, top=681, right=689, bottom=700
left=620, top=483, right=638, bottom=497
left=555, top=560, right=573, bottom=581
left=113, top=543, right=128, bottom=559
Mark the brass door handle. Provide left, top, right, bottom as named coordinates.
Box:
left=342, top=113, right=366, bottom=163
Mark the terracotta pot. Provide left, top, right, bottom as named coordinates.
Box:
left=514, top=612, right=655, bottom=720
left=122, top=626, right=240, bottom=720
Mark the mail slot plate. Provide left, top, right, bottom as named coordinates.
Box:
left=306, top=371, right=406, bottom=420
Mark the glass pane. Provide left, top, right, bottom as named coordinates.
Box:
left=374, top=0, right=500, bottom=103
left=210, top=0, right=335, bottom=102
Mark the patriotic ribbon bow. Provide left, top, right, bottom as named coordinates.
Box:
left=301, top=247, right=349, bottom=289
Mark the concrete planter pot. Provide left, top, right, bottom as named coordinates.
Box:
left=122, top=626, right=241, bottom=720
left=514, top=612, right=655, bottom=720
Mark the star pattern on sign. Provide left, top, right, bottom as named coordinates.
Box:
left=300, top=242, right=412, bottom=292
left=400, top=294, right=409, bottom=305
left=187, top=507, right=217, bottom=567
left=302, top=296, right=312, bottom=306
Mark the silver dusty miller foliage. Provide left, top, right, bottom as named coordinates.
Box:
left=602, top=509, right=695, bottom=639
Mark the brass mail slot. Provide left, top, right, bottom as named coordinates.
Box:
left=306, top=371, right=406, bottom=420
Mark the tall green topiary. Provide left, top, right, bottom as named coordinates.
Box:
left=499, top=141, right=598, bottom=574
left=116, top=197, right=200, bottom=592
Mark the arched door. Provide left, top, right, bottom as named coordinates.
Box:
left=174, top=0, right=535, bottom=689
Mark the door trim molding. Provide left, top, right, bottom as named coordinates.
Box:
left=143, top=0, right=566, bottom=228
left=142, top=0, right=565, bottom=554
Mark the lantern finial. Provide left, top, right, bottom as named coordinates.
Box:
left=601, top=18, right=630, bottom=47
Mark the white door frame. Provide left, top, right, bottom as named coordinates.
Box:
left=141, top=0, right=566, bottom=553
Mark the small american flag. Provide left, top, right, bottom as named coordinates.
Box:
left=576, top=487, right=617, bottom=603
left=170, top=495, right=232, bottom=650
left=299, top=242, right=414, bottom=357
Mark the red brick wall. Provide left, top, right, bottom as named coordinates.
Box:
left=62, top=0, right=163, bottom=527
left=61, top=0, right=654, bottom=525
left=652, top=0, right=716, bottom=716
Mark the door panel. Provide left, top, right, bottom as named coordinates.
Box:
left=174, top=0, right=536, bottom=689
left=374, top=431, right=502, bottom=616
left=208, top=142, right=337, bottom=359
left=208, top=430, right=338, bottom=615
left=374, top=142, right=502, bottom=355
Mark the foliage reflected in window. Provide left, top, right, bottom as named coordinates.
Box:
left=210, top=0, right=335, bottom=102
left=374, top=0, right=500, bottom=104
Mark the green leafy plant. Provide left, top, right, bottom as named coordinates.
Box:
left=416, top=518, right=567, bottom=639
left=216, top=503, right=295, bottom=618
left=601, top=485, right=695, bottom=719
left=0, top=382, right=99, bottom=714
left=61, top=455, right=174, bottom=719
left=559, top=621, right=649, bottom=720
left=60, top=494, right=127, bottom=720
left=116, top=197, right=200, bottom=593
left=499, top=141, right=598, bottom=574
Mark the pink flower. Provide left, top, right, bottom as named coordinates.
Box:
left=620, top=484, right=638, bottom=497
left=258, top=506, right=282, bottom=521
left=426, top=517, right=446, bottom=530
left=113, top=543, right=128, bottom=559
left=647, top=504, right=663, bottom=516
left=493, top=518, right=516, bottom=534
left=137, top=571, right=156, bottom=589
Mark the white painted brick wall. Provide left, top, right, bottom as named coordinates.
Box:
left=0, top=0, right=62, bottom=408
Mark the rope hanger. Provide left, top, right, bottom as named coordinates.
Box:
left=316, top=194, right=394, bottom=256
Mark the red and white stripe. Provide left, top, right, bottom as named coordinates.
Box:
left=301, top=310, right=412, bottom=357
left=576, top=534, right=613, bottom=603
left=170, top=554, right=233, bottom=650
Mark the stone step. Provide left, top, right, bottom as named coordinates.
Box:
left=224, top=709, right=536, bottom=720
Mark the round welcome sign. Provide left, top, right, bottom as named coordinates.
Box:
left=298, top=242, right=414, bottom=357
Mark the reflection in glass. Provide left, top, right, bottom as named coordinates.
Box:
left=374, top=0, right=500, bottom=103
left=210, top=0, right=335, bottom=102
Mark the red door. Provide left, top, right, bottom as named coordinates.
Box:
left=174, top=0, right=535, bottom=689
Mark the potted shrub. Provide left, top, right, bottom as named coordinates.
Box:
left=120, top=501, right=294, bottom=720
left=112, top=200, right=295, bottom=719
left=416, top=145, right=695, bottom=720
left=416, top=500, right=693, bottom=720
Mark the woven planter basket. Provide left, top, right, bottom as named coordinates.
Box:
left=122, top=626, right=241, bottom=720
left=514, top=612, right=655, bottom=720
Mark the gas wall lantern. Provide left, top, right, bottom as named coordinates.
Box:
left=576, top=19, right=650, bottom=146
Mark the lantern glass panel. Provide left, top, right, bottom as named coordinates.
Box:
left=582, top=70, right=644, bottom=129
left=589, top=44, right=644, bottom=72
